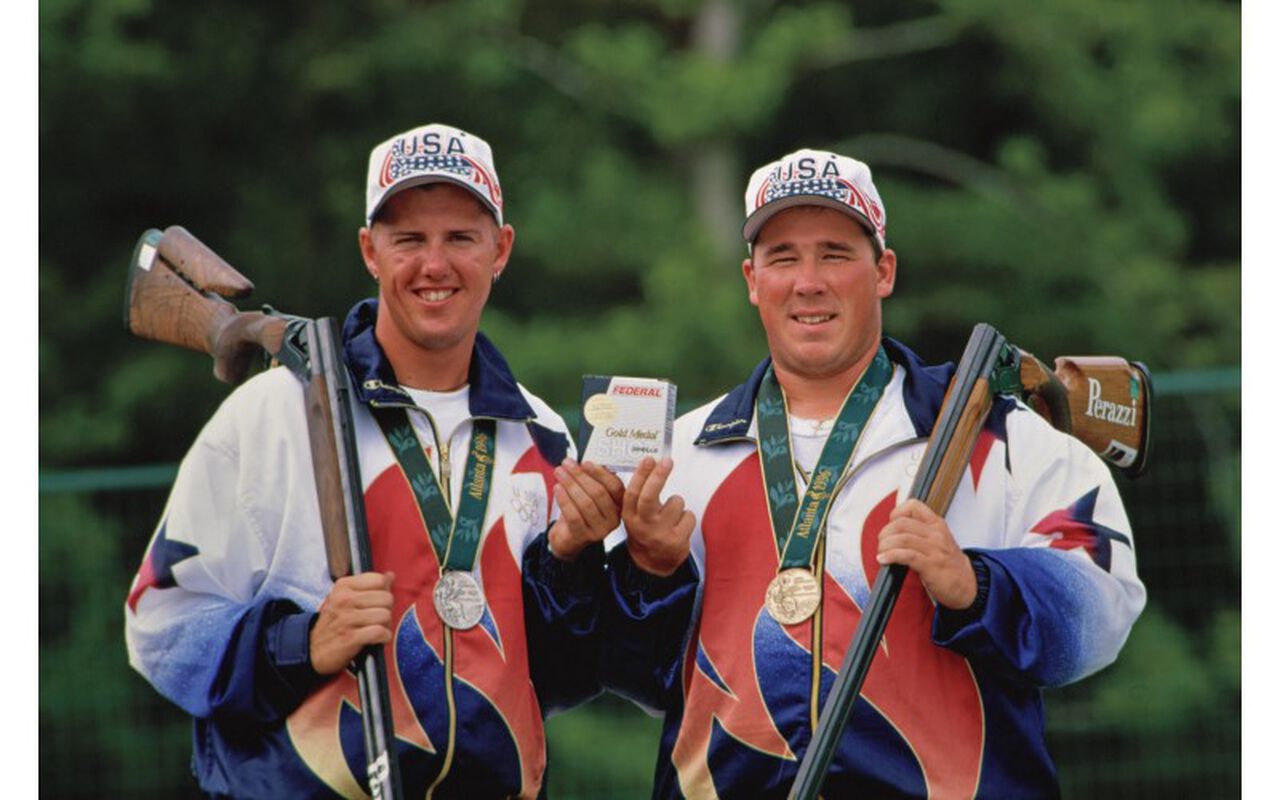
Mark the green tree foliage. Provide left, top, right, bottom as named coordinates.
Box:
left=40, top=0, right=1239, bottom=468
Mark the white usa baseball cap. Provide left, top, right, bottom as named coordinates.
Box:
left=365, top=123, right=504, bottom=226
left=742, top=148, right=886, bottom=251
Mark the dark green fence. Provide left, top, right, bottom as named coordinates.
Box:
left=38, top=369, right=1240, bottom=798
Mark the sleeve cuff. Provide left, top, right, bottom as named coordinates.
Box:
left=264, top=605, right=325, bottom=696
left=533, top=532, right=605, bottom=592
left=608, top=545, right=697, bottom=605
left=268, top=610, right=318, bottom=668
left=933, top=552, right=991, bottom=640
left=208, top=598, right=327, bottom=724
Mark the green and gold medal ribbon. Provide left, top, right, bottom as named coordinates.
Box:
left=372, top=408, right=496, bottom=573
left=756, top=347, right=893, bottom=570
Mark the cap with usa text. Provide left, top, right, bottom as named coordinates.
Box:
left=365, top=123, right=504, bottom=226
left=742, top=148, right=886, bottom=250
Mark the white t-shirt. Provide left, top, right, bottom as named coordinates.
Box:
left=788, top=415, right=836, bottom=479
left=401, top=384, right=472, bottom=471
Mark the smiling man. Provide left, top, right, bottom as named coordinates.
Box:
left=125, top=123, right=619, bottom=798
left=597, top=149, right=1146, bottom=798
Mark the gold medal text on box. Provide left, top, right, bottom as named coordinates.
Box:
left=433, top=570, right=486, bottom=630
left=765, top=568, right=823, bottom=625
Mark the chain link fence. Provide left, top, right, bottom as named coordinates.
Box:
left=39, top=370, right=1239, bottom=798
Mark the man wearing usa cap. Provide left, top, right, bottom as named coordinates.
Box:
left=597, top=148, right=1145, bottom=797
left=126, top=123, right=621, bottom=798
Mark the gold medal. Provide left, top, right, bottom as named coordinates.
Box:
left=433, top=571, right=486, bottom=630
left=764, top=568, right=822, bottom=625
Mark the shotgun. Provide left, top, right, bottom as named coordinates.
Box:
left=124, top=226, right=404, bottom=800
left=788, top=323, right=1152, bottom=800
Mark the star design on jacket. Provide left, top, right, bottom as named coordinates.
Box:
left=127, top=520, right=200, bottom=613
left=1030, top=486, right=1132, bottom=571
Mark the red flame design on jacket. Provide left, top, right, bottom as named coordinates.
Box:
left=286, top=445, right=553, bottom=798
left=673, top=454, right=984, bottom=796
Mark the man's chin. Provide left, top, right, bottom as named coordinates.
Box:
left=774, top=349, right=861, bottom=380
left=412, top=329, right=473, bottom=353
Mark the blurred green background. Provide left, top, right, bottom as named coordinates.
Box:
left=39, top=0, right=1240, bottom=797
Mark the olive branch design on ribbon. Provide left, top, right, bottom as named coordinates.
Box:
left=411, top=473, right=439, bottom=502
left=758, top=395, right=784, bottom=418
left=851, top=382, right=878, bottom=405
left=831, top=419, right=861, bottom=444
left=388, top=426, right=417, bottom=454
left=761, top=434, right=789, bottom=461
left=769, top=481, right=797, bottom=510
left=453, top=517, right=480, bottom=544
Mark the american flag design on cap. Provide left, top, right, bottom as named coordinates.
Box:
left=366, top=123, right=504, bottom=225
left=742, top=148, right=886, bottom=249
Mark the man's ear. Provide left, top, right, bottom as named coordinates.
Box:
left=492, top=224, right=515, bottom=280
left=876, top=248, right=897, bottom=299
left=358, top=226, right=380, bottom=282
left=742, top=256, right=760, bottom=307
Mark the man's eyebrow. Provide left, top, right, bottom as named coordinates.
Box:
left=761, top=242, right=798, bottom=257
left=385, top=225, right=484, bottom=237
left=821, top=240, right=855, bottom=252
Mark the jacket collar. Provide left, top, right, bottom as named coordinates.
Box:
left=694, top=336, right=956, bottom=445
left=693, top=358, right=769, bottom=445
left=340, top=298, right=536, bottom=421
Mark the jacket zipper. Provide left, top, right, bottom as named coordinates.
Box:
left=378, top=405, right=516, bottom=796
left=428, top=414, right=456, bottom=797
left=370, top=399, right=462, bottom=795
left=426, top=630, right=457, bottom=799
left=809, top=537, right=826, bottom=730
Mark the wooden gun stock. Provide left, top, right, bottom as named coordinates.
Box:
left=154, top=226, right=254, bottom=300
left=1047, top=356, right=1152, bottom=477
left=125, top=227, right=286, bottom=385
left=1015, top=350, right=1152, bottom=478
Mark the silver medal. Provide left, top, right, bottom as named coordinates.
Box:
left=433, top=571, right=486, bottom=630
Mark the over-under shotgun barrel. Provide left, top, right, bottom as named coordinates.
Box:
left=790, top=324, right=1008, bottom=800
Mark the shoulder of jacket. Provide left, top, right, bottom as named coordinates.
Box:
left=673, top=394, right=732, bottom=450
left=205, top=366, right=306, bottom=435
left=517, top=384, right=569, bottom=434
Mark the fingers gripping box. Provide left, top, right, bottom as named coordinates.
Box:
left=578, top=376, right=677, bottom=472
